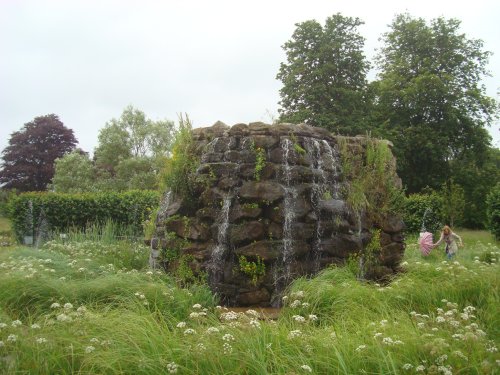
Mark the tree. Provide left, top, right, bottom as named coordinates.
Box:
left=51, top=150, right=96, bottom=193
left=373, top=14, right=498, bottom=193
left=276, top=13, right=370, bottom=135
left=94, top=105, right=175, bottom=172
left=0, top=114, right=77, bottom=191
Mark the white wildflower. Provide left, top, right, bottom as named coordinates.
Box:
left=63, top=303, right=73, bottom=310
left=36, top=337, right=47, bottom=344
left=382, top=337, right=394, bottom=345
left=166, top=362, right=178, bottom=374
left=192, top=303, right=202, bottom=309
left=308, top=314, right=318, bottom=322
left=56, top=313, right=72, bottom=322
left=50, top=303, right=61, bottom=309
left=11, top=320, right=22, bottom=327
left=223, top=342, right=232, bottom=354
left=290, top=300, right=301, bottom=308
left=288, top=329, right=302, bottom=339
left=416, top=365, right=426, bottom=372
left=355, top=344, right=367, bottom=352
left=206, top=327, right=220, bottom=334
left=222, top=333, right=235, bottom=342
left=183, top=328, right=196, bottom=335
left=77, top=306, right=87, bottom=314
left=0, top=323, right=6, bottom=329
left=7, top=334, right=17, bottom=342
left=89, top=338, right=99, bottom=344
left=176, top=321, right=187, bottom=328
left=302, top=302, right=310, bottom=308
left=189, top=312, right=201, bottom=319
left=402, top=363, right=413, bottom=370
left=300, top=364, right=312, bottom=372
left=85, top=345, right=95, bottom=353
left=293, top=315, right=306, bottom=323
left=249, top=319, right=261, bottom=329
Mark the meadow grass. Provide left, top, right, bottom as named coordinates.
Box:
left=0, top=230, right=498, bottom=374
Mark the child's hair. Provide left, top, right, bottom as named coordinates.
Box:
left=442, top=225, right=451, bottom=235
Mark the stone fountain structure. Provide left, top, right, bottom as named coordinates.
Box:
left=149, top=122, right=405, bottom=306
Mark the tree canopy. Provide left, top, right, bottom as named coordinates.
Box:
left=0, top=114, right=77, bottom=191
left=276, top=13, right=370, bottom=135
left=51, top=106, right=176, bottom=193
left=372, top=14, right=497, bottom=193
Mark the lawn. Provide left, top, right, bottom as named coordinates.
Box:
left=0, top=228, right=498, bottom=374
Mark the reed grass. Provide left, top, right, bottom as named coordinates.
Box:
left=0, top=230, right=498, bottom=374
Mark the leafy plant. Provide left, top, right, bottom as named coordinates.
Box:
left=251, top=142, right=267, bottom=181
left=238, top=255, right=266, bottom=285
left=159, top=114, right=199, bottom=203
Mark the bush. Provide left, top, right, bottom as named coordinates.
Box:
left=486, top=183, right=500, bottom=240
left=403, top=192, right=444, bottom=233
left=7, top=190, right=160, bottom=242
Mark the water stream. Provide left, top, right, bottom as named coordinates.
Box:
left=209, top=195, right=232, bottom=285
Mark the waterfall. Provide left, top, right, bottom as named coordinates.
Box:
left=420, top=207, right=432, bottom=232
left=150, top=191, right=172, bottom=269
left=209, top=195, right=232, bottom=285
left=304, top=138, right=325, bottom=272
left=273, top=137, right=297, bottom=296
left=201, top=137, right=220, bottom=162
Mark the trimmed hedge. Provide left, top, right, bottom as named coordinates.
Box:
left=402, top=192, right=444, bottom=234
left=7, top=190, right=160, bottom=241
left=486, top=183, right=500, bottom=240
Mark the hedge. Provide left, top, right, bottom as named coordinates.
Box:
left=7, top=190, right=160, bottom=242
left=402, top=192, right=444, bottom=234
left=486, top=183, right=500, bottom=240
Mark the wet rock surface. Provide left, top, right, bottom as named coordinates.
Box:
left=150, top=122, right=405, bottom=306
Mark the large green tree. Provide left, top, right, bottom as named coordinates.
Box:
left=373, top=14, right=498, bottom=193
left=0, top=114, right=77, bottom=191
left=51, top=106, right=176, bottom=192
left=94, top=105, right=175, bottom=174
left=276, top=13, right=370, bottom=135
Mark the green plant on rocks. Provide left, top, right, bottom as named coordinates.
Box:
left=238, top=255, right=266, bottom=285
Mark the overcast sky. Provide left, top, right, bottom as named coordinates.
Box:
left=1, top=0, right=499, bottom=156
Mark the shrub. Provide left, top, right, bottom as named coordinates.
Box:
left=486, top=183, right=500, bottom=240
left=403, top=192, right=444, bottom=233
left=7, top=190, right=160, bottom=242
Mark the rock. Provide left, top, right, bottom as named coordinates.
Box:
left=239, top=181, right=285, bottom=203
left=151, top=122, right=405, bottom=306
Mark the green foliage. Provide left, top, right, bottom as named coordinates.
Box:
left=338, top=136, right=404, bottom=224
left=238, top=255, right=266, bottom=285
left=0, top=231, right=498, bottom=374
left=277, top=13, right=370, bottom=135
left=51, top=151, right=97, bottom=193
left=403, top=192, right=444, bottom=233
left=440, top=179, right=465, bottom=227
left=373, top=14, right=498, bottom=194
left=160, top=114, right=199, bottom=201
left=250, top=142, right=266, bottom=181
left=7, top=190, right=160, bottom=241
left=486, top=183, right=500, bottom=240
left=242, top=203, right=259, bottom=210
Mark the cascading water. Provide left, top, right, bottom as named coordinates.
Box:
left=209, top=195, right=232, bottom=286
left=273, top=137, right=297, bottom=296
left=150, top=191, right=172, bottom=269
left=23, top=200, right=34, bottom=246
left=34, top=207, right=49, bottom=248
left=421, top=207, right=432, bottom=232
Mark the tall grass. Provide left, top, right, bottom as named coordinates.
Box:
left=0, top=231, right=498, bottom=374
